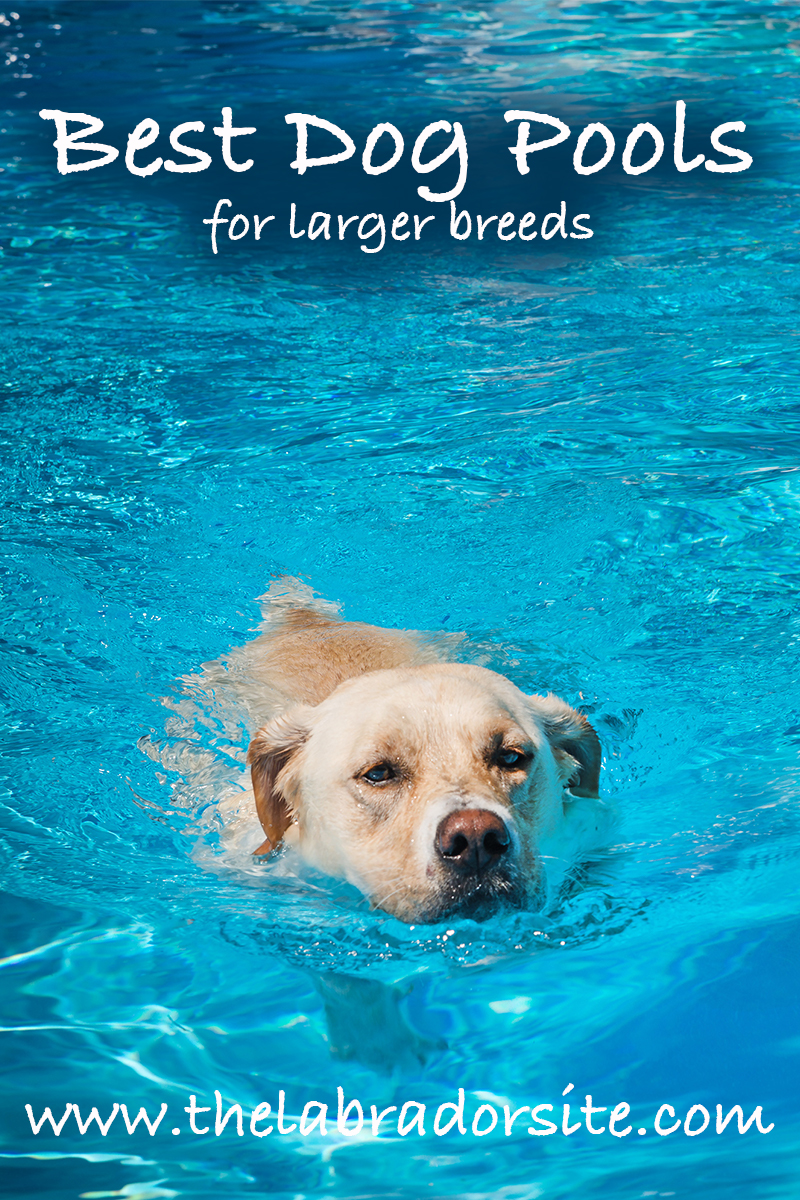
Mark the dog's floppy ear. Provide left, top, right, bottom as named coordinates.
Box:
left=247, top=706, right=313, bottom=855
left=533, top=693, right=601, bottom=798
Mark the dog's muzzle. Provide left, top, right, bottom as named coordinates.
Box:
left=426, top=807, right=523, bottom=920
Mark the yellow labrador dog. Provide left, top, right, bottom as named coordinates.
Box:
left=217, top=582, right=612, bottom=924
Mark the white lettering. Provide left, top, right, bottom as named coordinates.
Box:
left=411, top=121, right=468, bottom=201
left=285, top=113, right=355, bottom=175
left=38, top=109, right=119, bottom=174
left=504, top=110, right=571, bottom=175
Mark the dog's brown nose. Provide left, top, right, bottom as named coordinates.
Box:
left=436, top=809, right=510, bottom=875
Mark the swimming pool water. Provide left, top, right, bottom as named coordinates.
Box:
left=2, top=2, right=800, bottom=1198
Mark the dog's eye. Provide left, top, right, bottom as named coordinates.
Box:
left=495, top=748, right=529, bottom=770
left=362, top=762, right=395, bottom=784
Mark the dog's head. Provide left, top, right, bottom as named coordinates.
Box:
left=247, top=663, right=600, bottom=923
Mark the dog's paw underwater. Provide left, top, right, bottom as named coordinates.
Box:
left=153, top=579, right=617, bottom=925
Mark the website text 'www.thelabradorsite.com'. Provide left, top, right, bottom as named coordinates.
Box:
left=25, top=1085, right=775, bottom=1141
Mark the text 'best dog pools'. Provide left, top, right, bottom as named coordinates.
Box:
left=37, top=104, right=753, bottom=251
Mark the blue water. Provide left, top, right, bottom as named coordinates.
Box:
left=2, top=2, right=800, bottom=1197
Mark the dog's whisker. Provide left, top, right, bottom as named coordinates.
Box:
left=371, top=879, right=413, bottom=909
